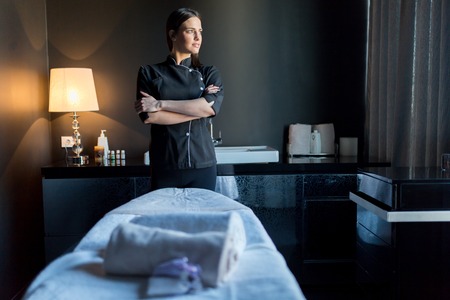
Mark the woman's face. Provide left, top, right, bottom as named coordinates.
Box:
left=171, top=17, right=202, bottom=55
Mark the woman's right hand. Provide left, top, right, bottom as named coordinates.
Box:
left=204, top=84, right=221, bottom=94
left=135, top=91, right=161, bottom=113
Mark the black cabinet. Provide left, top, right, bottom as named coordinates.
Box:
left=352, top=167, right=450, bottom=299
left=232, top=174, right=358, bottom=285
left=356, top=208, right=450, bottom=299
left=42, top=177, right=150, bottom=262
left=234, top=174, right=303, bottom=278
left=300, top=175, right=357, bottom=285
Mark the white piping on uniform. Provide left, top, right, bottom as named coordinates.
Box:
left=187, top=120, right=192, bottom=167
left=176, top=62, right=204, bottom=168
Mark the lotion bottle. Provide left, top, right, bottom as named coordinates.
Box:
left=97, top=130, right=109, bottom=158
left=310, top=130, right=321, bottom=154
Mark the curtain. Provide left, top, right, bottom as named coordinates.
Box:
left=366, top=0, right=449, bottom=167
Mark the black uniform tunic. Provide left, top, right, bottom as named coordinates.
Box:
left=136, top=56, right=224, bottom=170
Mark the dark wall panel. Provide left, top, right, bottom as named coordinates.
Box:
left=46, top=0, right=368, bottom=162
left=0, top=0, right=51, bottom=298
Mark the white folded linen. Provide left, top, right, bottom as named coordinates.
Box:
left=215, top=176, right=239, bottom=199
left=288, top=124, right=311, bottom=155
left=104, top=212, right=246, bottom=287
left=107, top=188, right=249, bottom=216
left=146, top=257, right=203, bottom=297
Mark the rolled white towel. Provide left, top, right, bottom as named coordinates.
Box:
left=104, top=213, right=245, bottom=287
left=130, top=211, right=246, bottom=253
left=288, top=124, right=311, bottom=155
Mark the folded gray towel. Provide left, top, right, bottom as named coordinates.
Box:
left=103, top=212, right=246, bottom=287
left=288, top=123, right=311, bottom=155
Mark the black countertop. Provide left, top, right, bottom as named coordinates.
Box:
left=42, top=156, right=389, bottom=179
left=355, top=167, right=450, bottom=211
left=359, top=167, right=450, bottom=184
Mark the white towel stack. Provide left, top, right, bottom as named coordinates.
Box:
left=313, top=123, right=335, bottom=154
left=288, top=123, right=335, bottom=155
left=288, top=124, right=312, bottom=155
left=103, top=211, right=246, bottom=287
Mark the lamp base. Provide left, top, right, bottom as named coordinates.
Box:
left=68, top=155, right=89, bottom=166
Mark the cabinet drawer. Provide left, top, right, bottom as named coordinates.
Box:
left=356, top=205, right=393, bottom=245
left=356, top=222, right=394, bottom=268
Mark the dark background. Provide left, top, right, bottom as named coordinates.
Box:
left=47, top=0, right=368, bottom=161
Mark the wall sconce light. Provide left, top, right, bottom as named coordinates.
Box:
left=49, top=68, right=99, bottom=164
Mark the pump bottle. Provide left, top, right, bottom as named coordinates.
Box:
left=310, top=130, right=321, bottom=154
left=97, top=130, right=109, bottom=158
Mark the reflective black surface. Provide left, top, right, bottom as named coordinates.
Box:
left=360, top=167, right=450, bottom=183
left=355, top=168, right=450, bottom=299
left=42, top=158, right=389, bottom=178
left=358, top=167, right=450, bottom=210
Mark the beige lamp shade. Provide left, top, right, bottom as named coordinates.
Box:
left=49, top=68, right=99, bottom=112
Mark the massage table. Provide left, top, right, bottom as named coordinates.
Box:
left=24, top=188, right=305, bottom=299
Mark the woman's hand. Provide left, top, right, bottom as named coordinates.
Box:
left=135, top=91, right=161, bottom=113
left=204, top=84, right=221, bottom=94
left=135, top=88, right=217, bottom=119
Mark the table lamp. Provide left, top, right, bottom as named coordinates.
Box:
left=49, top=68, right=99, bottom=164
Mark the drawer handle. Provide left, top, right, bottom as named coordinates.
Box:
left=349, top=192, right=450, bottom=223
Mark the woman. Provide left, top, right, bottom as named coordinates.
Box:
left=135, top=8, right=224, bottom=191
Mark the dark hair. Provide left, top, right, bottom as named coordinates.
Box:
left=166, top=8, right=202, bottom=67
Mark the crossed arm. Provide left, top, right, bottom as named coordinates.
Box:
left=135, top=85, right=220, bottom=125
